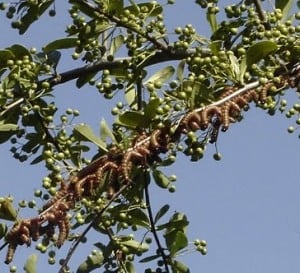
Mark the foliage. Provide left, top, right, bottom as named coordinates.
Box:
left=0, top=0, right=300, bottom=272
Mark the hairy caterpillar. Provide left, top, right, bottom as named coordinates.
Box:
left=183, top=111, right=202, bottom=131
left=121, top=149, right=149, bottom=183
left=200, top=106, right=222, bottom=129
left=5, top=243, right=17, bottom=264
left=56, top=218, right=70, bottom=247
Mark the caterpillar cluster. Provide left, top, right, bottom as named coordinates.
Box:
left=5, top=192, right=71, bottom=264
left=178, top=85, right=271, bottom=142
left=4, top=128, right=170, bottom=264
left=4, top=62, right=300, bottom=264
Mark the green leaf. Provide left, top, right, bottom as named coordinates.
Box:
left=0, top=197, right=17, bottom=221
left=167, top=212, right=189, bottom=233
left=108, top=0, right=124, bottom=17
left=128, top=208, right=150, bottom=228
left=246, top=41, right=278, bottom=68
left=145, top=66, right=175, bottom=86
left=122, top=240, right=149, bottom=253
left=69, top=0, right=97, bottom=18
left=117, top=111, right=149, bottom=128
left=110, top=35, right=124, bottom=55
left=0, top=124, right=18, bottom=131
left=171, top=260, right=190, bottom=273
left=164, top=230, right=188, bottom=257
left=139, top=254, right=161, bottom=263
left=152, top=169, right=170, bottom=189
left=144, top=98, right=161, bottom=121
left=239, top=56, right=247, bottom=84
left=74, top=124, right=107, bottom=152
left=76, top=250, right=104, bottom=273
left=125, top=261, right=135, bottom=273
left=10, top=44, right=31, bottom=59
left=43, top=38, right=78, bottom=53
left=275, top=0, right=293, bottom=19
left=125, top=84, right=137, bottom=108
left=100, top=118, right=116, bottom=143
left=30, top=154, right=43, bottom=165
left=154, top=204, right=170, bottom=224
left=228, top=53, right=240, bottom=81
left=0, top=50, right=14, bottom=69
left=45, top=50, right=61, bottom=69
left=18, top=1, right=54, bottom=34
left=176, top=60, right=185, bottom=82
left=23, top=254, right=38, bottom=273
left=0, top=223, right=7, bottom=240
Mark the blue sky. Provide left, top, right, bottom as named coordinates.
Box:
left=1, top=1, right=300, bottom=272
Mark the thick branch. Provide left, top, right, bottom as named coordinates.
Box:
left=48, top=48, right=201, bottom=86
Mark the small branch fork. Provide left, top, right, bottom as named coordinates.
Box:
left=1, top=62, right=300, bottom=266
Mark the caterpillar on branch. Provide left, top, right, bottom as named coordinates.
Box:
left=3, top=62, right=300, bottom=264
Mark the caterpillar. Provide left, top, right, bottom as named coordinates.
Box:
left=200, top=106, right=222, bottom=130
left=181, top=111, right=202, bottom=132
left=5, top=243, right=17, bottom=264
left=220, top=102, right=232, bottom=131
left=244, top=89, right=259, bottom=103
left=42, top=181, right=69, bottom=210
left=121, top=150, right=146, bottom=183
left=56, top=218, right=70, bottom=248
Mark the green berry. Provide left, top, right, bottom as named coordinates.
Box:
left=287, top=126, right=295, bottom=133
left=213, top=152, right=222, bottom=161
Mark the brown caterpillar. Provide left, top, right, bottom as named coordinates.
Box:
left=201, top=106, right=222, bottom=129
left=56, top=218, right=70, bottom=248
left=121, top=149, right=148, bottom=183
left=5, top=243, right=17, bottom=264
left=182, top=111, right=202, bottom=131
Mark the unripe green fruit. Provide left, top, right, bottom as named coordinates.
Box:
left=9, top=265, right=17, bottom=273
left=111, top=107, right=119, bottom=115
left=49, top=9, right=56, bottom=17
left=73, top=109, right=80, bottom=116
left=18, top=200, right=27, bottom=208
left=213, top=152, right=222, bottom=161
left=72, top=52, right=80, bottom=60
left=0, top=2, right=7, bottom=10
left=48, top=250, right=56, bottom=257
left=145, top=237, right=152, bottom=244
left=28, top=200, right=36, bottom=208
left=287, top=126, right=295, bottom=133
left=48, top=257, right=56, bottom=265
left=41, top=81, right=50, bottom=89
left=168, top=185, right=176, bottom=193
left=34, top=189, right=42, bottom=197
left=169, top=174, right=177, bottom=182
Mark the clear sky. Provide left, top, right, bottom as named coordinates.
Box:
left=1, top=1, right=300, bottom=273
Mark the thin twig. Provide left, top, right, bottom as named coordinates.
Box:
left=145, top=182, right=170, bottom=273
left=0, top=98, right=24, bottom=117
left=253, top=0, right=266, bottom=22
